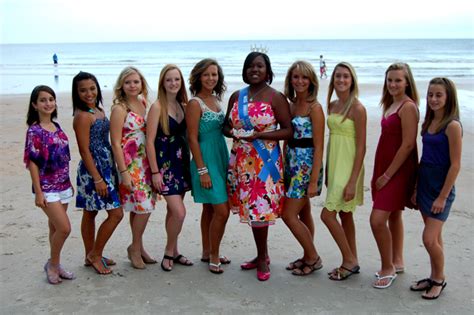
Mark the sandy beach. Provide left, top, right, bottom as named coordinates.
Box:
left=0, top=79, right=472, bottom=314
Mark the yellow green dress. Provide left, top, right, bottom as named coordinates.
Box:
left=324, top=114, right=364, bottom=212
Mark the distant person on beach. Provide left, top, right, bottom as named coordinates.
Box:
left=146, top=64, right=193, bottom=272
left=53, top=53, right=58, bottom=65
left=321, top=62, right=366, bottom=281
left=110, top=66, right=157, bottom=269
left=319, top=55, right=327, bottom=79
left=371, top=63, right=419, bottom=289
left=409, top=77, right=462, bottom=300
left=72, top=71, right=123, bottom=275
left=223, top=52, right=293, bottom=281
left=281, top=60, right=324, bottom=276
left=24, top=85, right=75, bottom=285
left=186, top=59, right=231, bottom=274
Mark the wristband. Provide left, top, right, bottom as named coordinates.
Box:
left=94, top=178, right=104, bottom=184
left=382, top=173, right=391, bottom=180
left=120, top=169, right=128, bottom=174
left=151, top=171, right=159, bottom=175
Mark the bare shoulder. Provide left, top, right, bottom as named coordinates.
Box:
left=351, top=100, right=367, bottom=117
left=73, top=110, right=92, bottom=126
left=446, top=120, right=462, bottom=136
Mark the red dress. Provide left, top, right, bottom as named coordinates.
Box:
left=371, top=101, right=418, bottom=211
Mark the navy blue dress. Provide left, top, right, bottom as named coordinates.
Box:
left=154, top=114, right=191, bottom=195
left=416, top=126, right=455, bottom=222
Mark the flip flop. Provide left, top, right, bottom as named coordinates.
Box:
left=173, top=254, right=193, bottom=266
left=329, top=265, right=360, bottom=281
left=89, top=258, right=112, bottom=275
left=200, top=255, right=231, bottom=264
left=373, top=273, right=397, bottom=289
left=422, top=280, right=447, bottom=300
left=375, top=267, right=404, bottom=278
left=209, top=262, right=224, bottom=274
left=85, top=256, right=116, bottom=267
left=161, top=255, right=174, bottom=272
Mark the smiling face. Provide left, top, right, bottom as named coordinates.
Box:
left=200, top=65, right=219, bottom=92
left=33, top=91, right=56, bottom=117
left=386, top=69, right=408, bottom=98
left=77, top=79, right=98, bottom=107
left=427, top=84, right=447, bottom=114
left=333, top=66, right=353, bottom=94
left=245, top=55, right=267, bottom=85
left=163, top=69, right=182, bottom=95
left=122, top=72, right=142, bottom=98
left=290, top=67, right=310, bottom=94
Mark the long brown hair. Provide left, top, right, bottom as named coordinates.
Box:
left=380, top=63, right=419, bottom=114
left=326, top=62, right=359, bottom=121
left=421, top=77, right=460, bottom=135
left=156, top=64, right=188, bottom=135
left=284, top=60, right=319, bottom=104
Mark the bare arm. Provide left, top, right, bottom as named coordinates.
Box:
left=375, top=102, right=418, bottom=190
left=186, top=99, right=212, bottom=189
left=28, top=161, right=47, bottom=208
left=257, top=91, right=293, bottom=141
left=73, top=112, right=108, bottom=197
left=431, top=120, right=462, bottom=213
left=110, top=105, right=131, bottom=189
left=344, top=102, right=367, bottom=201
left=222, top=91, right=239, bottom=139
left=145, top=101, right=163, bottom=192
left=308, top=103, right=325, bottom=198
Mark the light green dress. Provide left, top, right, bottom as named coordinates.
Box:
left=325, top=114, right=364, bottom=212
left=190, top=97, right=229, bottom=205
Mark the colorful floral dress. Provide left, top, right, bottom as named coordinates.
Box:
left=154, top=107, right=191, bottom=195
left=23, top=122, right=72, bottom=193
left=76, top=117, right=121, bottom=211
left=284, top=115, right=323, bottom=198
left=190, top=97, right=229, bottom=205
left=119, top=111, right=156, bottom=213
left=227, top=98, right=285, bottom=227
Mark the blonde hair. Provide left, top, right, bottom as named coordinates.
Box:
left=112, top=66, right=149, bottom=110
left=380, top=62, right=419, bottom=113
left=156, top=64, right=188, bottom=135
left=421, top=77, right=460, bottom=135
left=326, top=62, right=359, bottom=121
left=284, top=60, right=319, bottom=104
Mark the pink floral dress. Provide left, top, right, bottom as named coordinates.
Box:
left=227, top=99, right=285, bottom=227
left=120, top=111, right=156, bottom=213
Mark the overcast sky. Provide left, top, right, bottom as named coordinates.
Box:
left=1, top=0, right=473, bottom=44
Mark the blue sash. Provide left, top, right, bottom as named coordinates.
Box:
left=238, top=87, right=281, bottom=183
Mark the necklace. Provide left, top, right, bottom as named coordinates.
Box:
left=87, top=107, right=97, bottom=114
left=249, top=85, right=268, bottom=102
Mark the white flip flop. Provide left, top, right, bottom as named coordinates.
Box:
left=373, top=273, right=397, bottom=289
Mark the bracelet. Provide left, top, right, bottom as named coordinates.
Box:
left=197, top=167, right=208, bottom=175
left=151, top=171, right=159, bottom=175
left=94, top=178, right=103, bottom=184
left=119, top=169, right=128, bottom=174
left=382, top=172, right=391, bottom=180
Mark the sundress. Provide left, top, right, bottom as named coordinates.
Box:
left=227, top=97, right=285, bottom=227
left=324, top=114, right=364, bottom=212
left=189, top=97, right=229, bottom=205
left=154, top=107, right=191, bottom=195
left=23, top=122, right=72, bottom=193
left=76, top=117, right=121, bottom=211
left=284, top=115, right=323, bottom=198
left=119, top=111, right=156, bottom=213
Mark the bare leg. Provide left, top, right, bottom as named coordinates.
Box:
left=299, top=199, right=314, bottom=239
left=208, top=202, right=229, bottom=266
left=200, top=204, right=213, bottom=259
left=282, top=198, right=318, bottom=263
left=252, top=226, right=269, bottom=272
left=370, top=209, right=396, bottom=287
left=128, top=212, right=151, bottom=268
left=422, top=217, right=446, bottom=298
left=162, top=195, right=186, bottom=269
left=87, top=207, right=123, bottom=274
left=321, top=208, right=357, bottom=268
left=389, top=210, right=404, bottom=269
left=81, top=210, right=98, bottom=262
left=340, top=211, right=358, bottom=261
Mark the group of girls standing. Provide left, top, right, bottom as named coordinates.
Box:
left=24, top=52, right=462, bottom=300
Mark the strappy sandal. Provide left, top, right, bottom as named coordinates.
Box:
left=44, top=261, right=61, bottom=285
left=173, top=254, right=193, bottom=266
left=422, top=280, right=447, bottom=300
left=329, top=265, right=360, bottom=281
left=291, top=257, right=323, bottom=276
left=410, top=278, right=432, bottom=291
left=161, top=255, right=174, bottom=272
left=58, top=264, right=76, bottom=280
left=286, top=258, right=304, bottom=271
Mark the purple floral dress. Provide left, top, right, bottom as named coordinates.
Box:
left=24, top=122, right=72, bottom=193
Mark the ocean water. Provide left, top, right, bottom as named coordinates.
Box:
left=1, top=39, right=472, bottom=93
